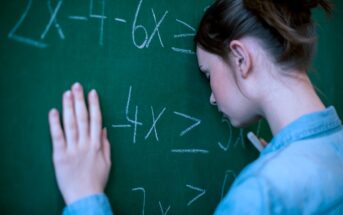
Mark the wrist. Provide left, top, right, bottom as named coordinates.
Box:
left=64, top=189, right=104, bottom=205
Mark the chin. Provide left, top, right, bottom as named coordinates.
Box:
left=229, top=115, right=261, bottom=128
left=230, top=120, right=250, bottom=128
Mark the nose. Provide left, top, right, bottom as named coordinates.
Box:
left=210, top=93, right=217, bottom=106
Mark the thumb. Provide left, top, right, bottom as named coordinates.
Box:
left=102, top=128, right=111, bottom=165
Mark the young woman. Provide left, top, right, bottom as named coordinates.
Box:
left=48, top=0, right=343, bottom=214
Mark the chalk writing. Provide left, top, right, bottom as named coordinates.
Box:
left=43, top=0, right=65, bottom=39
left=131, top=188, right=171, bottom=214
left=112, top=86, right=143, bottom=143
left=112, top=86, right=202, bottom=144
left=132, top=0, right=168, bottom=49
left=132, top=0, right=147, bottom=48
left=218, top=118, right=246, bottom=151
left=5, top=1, right=263, bottom=214
left=145, top=107, right=167, bottom=141
left=173, top=111, right=201, bottom=136
left=132, top=187, right=146, bottom=215
left=186, top=184, right=206, bottom=206
left=171, top=149, right=209, bottom=154
left=89, top=0, right=107, bottom=46
left=114, top=18, right=127, bottom=23
left=8, top=0, right=48, bottom=48
left=170, top=47, right=194, bottom=55
left=8, top=0, right=196, bottom=55
left=235, top=128, right=246, bottom=149
left=218, top=118, right=232, bottom=151
left=145, top=9, right=168, bottom=48
left=68, top=16, right=88, bottom=21
left=220, top=170, right=236, bottom=199
left=159, top=201, right=171, bottom=215
left=40, top=0, right=64, bottom=40
left=171, top=19, right=196, bottom=55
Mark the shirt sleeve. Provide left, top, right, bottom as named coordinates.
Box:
left=62, top=193, right=113, bottom=215
left=214, top=176, right=271, bottom=215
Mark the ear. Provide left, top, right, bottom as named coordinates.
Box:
left=229, top=40, right=252, bottom=79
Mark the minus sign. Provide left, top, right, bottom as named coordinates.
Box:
left=171, top=149, right=209, bottom=154
left=68, top=16, right=88, bottom=21
left=112, top=124, right=131, bottom=128
left=114, top=18, right=127, bottom=23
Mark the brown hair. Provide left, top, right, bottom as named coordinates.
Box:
left=195, top=0, right=332, bottom=71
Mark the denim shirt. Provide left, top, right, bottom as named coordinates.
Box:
left=62, top=194, right=113, bottom=215
left=215, top=106, right=343, bottom=214
left=63, top=107, right=343, bottom=215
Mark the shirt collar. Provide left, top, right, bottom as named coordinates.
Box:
left=261, top=106, right=342, bottom=156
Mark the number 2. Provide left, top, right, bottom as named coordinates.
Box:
left=8, top=0, right=48, bottom=48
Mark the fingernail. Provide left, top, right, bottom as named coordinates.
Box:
left=91, top=89, right=97, bottom=97
left=49, top=108, right=58, bottom=117
left=65, top=90, right=71, bottom=98
left=73, top=82, right=81, bottom=91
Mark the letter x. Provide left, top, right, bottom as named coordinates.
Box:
left=145, top=107, right=166, bottom=141
left=41, top=0, right=64, bottom=40
left=146, top=9, right=168, bottom=48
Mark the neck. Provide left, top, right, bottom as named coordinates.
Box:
left=260, top=73, right=325, bottom=136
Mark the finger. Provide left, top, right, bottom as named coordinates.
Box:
left=63, top=91, right=78, bottom=146
left=259, top=138, right=268, bottom=147
left=48, top=109, right=66, bottom=152
left=72, top=83, right=89, bottom=141
left=89, top=89, right=102, bottom=144
left=102, top=128, right=111, bottom=165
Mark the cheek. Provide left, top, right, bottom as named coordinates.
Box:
left=210, top=75, right=227, bottom=104
left=210, top=72, right=235, bottom=105
left=210, top=75, right=249, bottom=115
left=209, top=70, right=260, bottom=127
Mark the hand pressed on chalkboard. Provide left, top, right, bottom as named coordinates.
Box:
left=48, top=83, right=111, bottom=205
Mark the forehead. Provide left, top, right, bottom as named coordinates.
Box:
left=196, top=46, right=210, bottom=63
left=196, top=46, right=220, bottom=66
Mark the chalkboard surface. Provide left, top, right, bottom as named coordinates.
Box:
left=0, top=0, right=342, bottom=214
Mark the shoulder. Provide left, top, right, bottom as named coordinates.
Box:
left=257, top=132, right=343, bottom=196
left=218, top=130, right=343, bottom=214
left=260, top=130, right=343, bottom=183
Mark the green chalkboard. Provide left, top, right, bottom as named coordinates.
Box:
left=0, top=0, right=342, bottom=214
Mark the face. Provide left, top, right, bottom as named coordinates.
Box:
left=196, top=46, right=260, bottom=127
